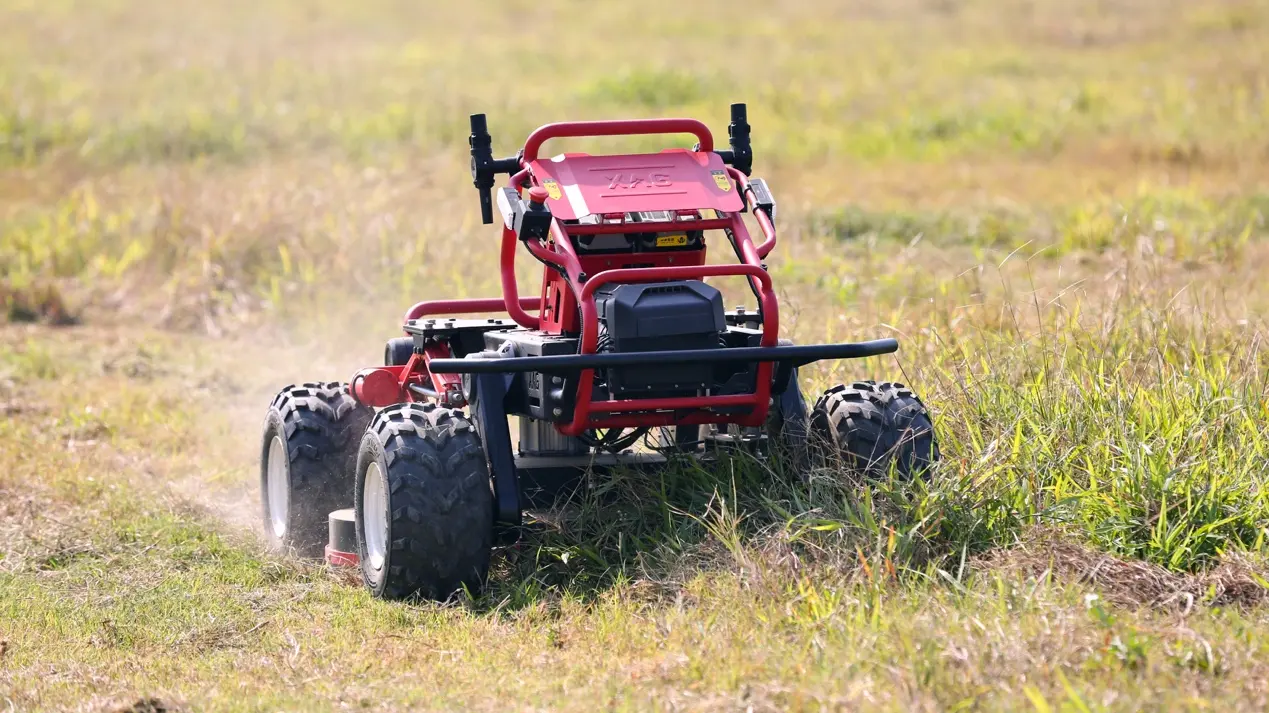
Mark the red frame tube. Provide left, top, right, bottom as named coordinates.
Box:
left=404, top=297, right=538, bottom=325
left=500, top=225, right=544, bottom=330
left=726, top=167, right=778, bottom=258
left=561, top=253, right=778, bottom=435
left=523, top=119, right=713, bottom=163
left=495, top=168, right=544, bottom=330
left=514, top=209, right=779, bottom=436
left=409, top=169, right=540, bottom=332
left=421, top=342, right=463, bottom=401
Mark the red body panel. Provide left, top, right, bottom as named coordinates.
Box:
left=350, top=342, right=462, bottom=408
left=528, top=150, right=742, bottom=220
left=324, top=545, right=358, bottom=567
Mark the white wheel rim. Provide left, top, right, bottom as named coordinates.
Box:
left=266, top=436, right=289, bottom=539
left=363, top=462, right=389, bottom=580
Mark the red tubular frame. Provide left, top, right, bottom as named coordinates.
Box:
left=404, top=297, right=538, bottom=326
left=523, top=119, right=713, bottom=162
left=561, top=253, right=778, bottom=435
left=383, top=117, right=785, bottom=438
left=517, top=200, right=779, bottom=434
left=726, top=167, right=778, bottom=258
left=402, top=167, right=547, bottom=332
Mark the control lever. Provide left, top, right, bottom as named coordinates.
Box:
left=469, top=114, right=521, bottom=225
left=713, top=103, right=753, bottom=176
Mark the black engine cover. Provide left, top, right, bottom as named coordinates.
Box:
left=593, top=280, right=725, bottom=396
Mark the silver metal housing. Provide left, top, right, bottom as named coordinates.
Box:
left=517, top=416, right=588, bottom=456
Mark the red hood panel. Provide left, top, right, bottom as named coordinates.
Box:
left=527, top=149, right=743, bottom=221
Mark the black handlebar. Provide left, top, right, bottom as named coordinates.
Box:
left=715, top=103, right=753, bottom=176
left=727, top=103, right=753, bottom=176
left=469, top=114, right=521, bottom=225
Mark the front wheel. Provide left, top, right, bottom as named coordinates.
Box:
left=809, top=381, right=938, bottom=480
left=260, top=382, right=372, bottom=557
left=355, top=403, right=494, bottom=601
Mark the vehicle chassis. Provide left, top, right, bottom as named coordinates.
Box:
left=346, top=104, right=898, bottom=535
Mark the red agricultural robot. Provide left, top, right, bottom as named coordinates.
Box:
left=260, top=104, right=938, bottom=600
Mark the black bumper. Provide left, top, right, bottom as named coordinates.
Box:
left=426, top=339, right=898, bottom=374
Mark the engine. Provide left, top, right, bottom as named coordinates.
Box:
left=593, top=280, right=725, bottom=397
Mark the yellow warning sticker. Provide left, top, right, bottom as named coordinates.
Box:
left=711, top=170, right=731, bottom=192
left=656, top=233, right=689, bottom=247
left=542, top=179, right=562, bottom=200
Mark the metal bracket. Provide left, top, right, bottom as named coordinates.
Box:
left=470, top=370, right=522, bottom=535
left=465, top=344, right=523, bottom=539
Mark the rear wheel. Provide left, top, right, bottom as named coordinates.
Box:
left=260, top=382, right=373, bottom=557
left=355, top=403, right=493, bottom=601
left=809, top=381, right=938, bottom=480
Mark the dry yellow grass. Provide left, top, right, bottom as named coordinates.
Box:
left=2, top=0, right=1269, bottom=710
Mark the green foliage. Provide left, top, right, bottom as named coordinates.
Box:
left=3, top=0, right=1269, bottom=708
left=805, top=189, right=1268, bottom=256
left=924, top=312, right=1269, bottom=571
left=0, top=108, right=84, bottom=165
left=582, top=68, right=716, bottom=110
left=0, top=338, right=58, bottom=380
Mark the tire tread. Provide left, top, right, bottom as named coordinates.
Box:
left=810, top=381, right=939, bottom=479
left=359, top=402, right=492, bottom=601
left=262, top=382, right=372, bottom=556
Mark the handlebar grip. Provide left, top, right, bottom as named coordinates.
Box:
left=470, top=113, right=495, bottom=224
left=478, top=187, right=494, bottom=224
left=727, top=103, right=752, bottom=176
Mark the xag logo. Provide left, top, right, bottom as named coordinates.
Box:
left=606, top=173, right=672, bottom=189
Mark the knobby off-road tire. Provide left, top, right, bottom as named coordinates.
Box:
left=355, top=403, right=494, bottom=601
left=809, top=381, right=939, bottom=480
left=261, top=382, right=374, bottom=557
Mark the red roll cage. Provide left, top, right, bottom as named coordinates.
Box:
left=372, top=117, right=787, bottom=436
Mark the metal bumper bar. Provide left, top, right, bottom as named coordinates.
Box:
left=426, top=339, right=898, bottom=374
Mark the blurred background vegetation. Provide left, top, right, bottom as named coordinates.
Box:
left=2, top=0, right=1266, bottom=331
left=2, top=1, right=1269, bottom=709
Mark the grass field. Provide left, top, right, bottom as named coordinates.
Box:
left=3, top=0, right=1269, bottom=710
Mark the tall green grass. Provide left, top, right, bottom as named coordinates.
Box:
left=480, top=291, right=1268, bottom=618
